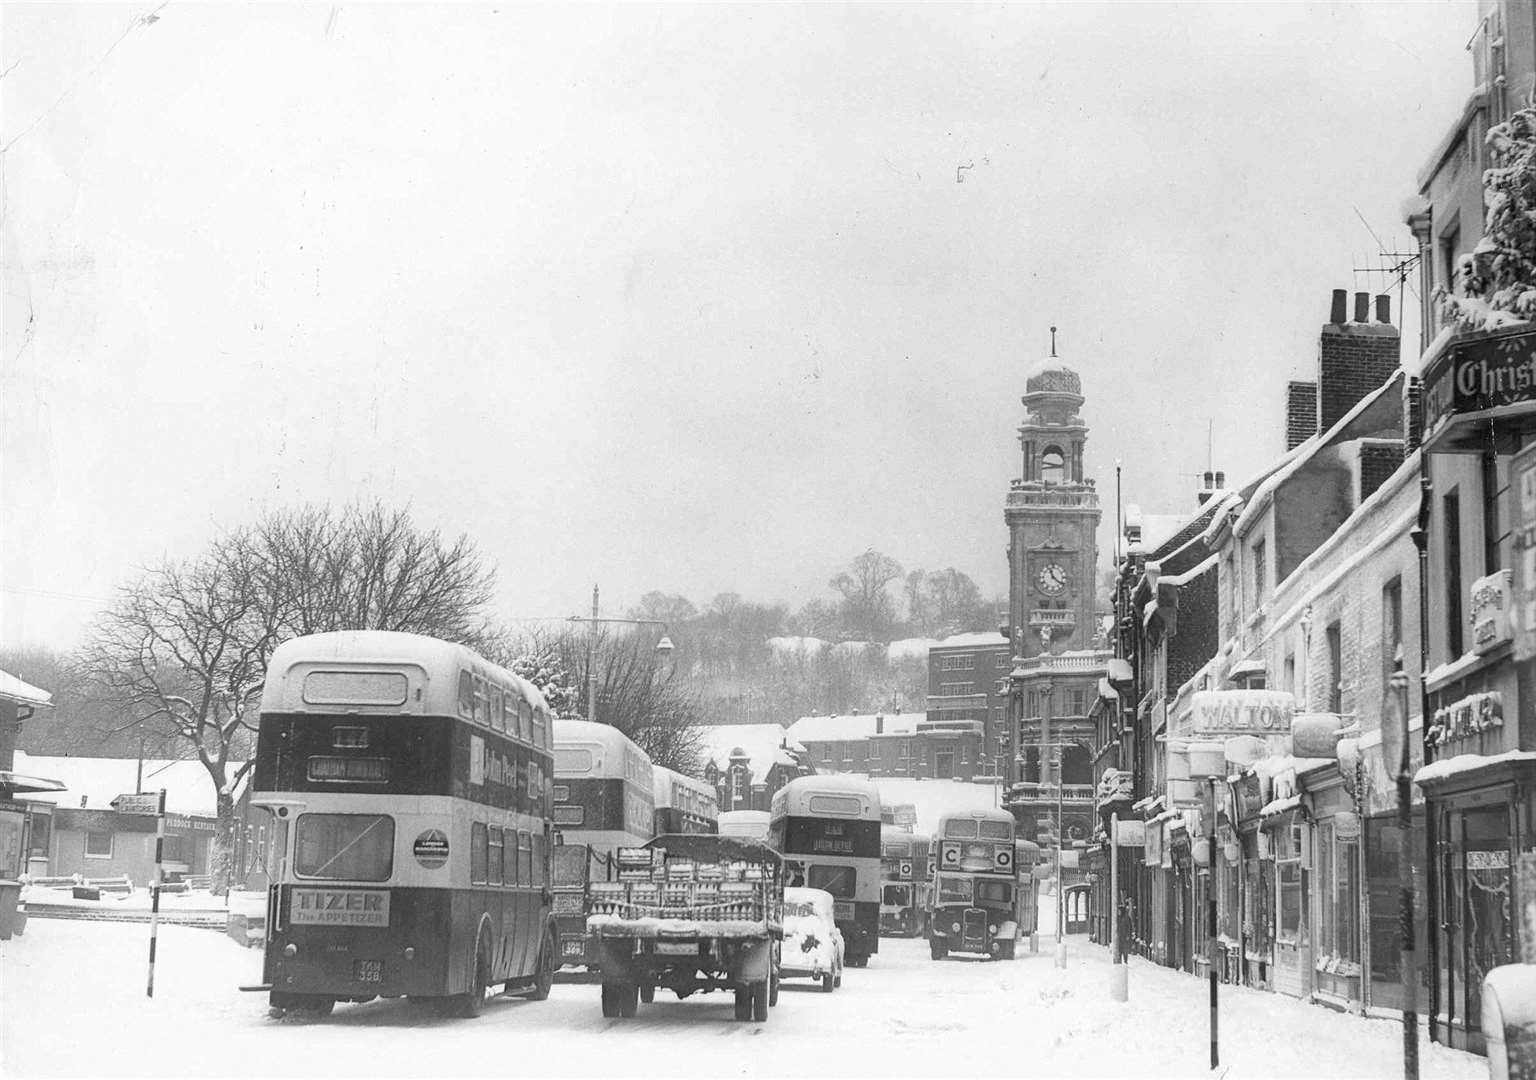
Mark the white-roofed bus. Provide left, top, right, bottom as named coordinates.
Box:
left=549, top=720, right=655, bottom=968
left=652, top=765, right=718, bottom=836
left=717, top=810, right=771, bottom=840
left=928, top=807, right=1018, bottom=961
left=248, top=631, right=556, bottom=1018
left=769, top=775, right=882, bottom=968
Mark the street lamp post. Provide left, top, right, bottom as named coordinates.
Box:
left=1208, top=774, right=1219, bottom=1072
left=568, top=584, right=675, bottom=726
left=1386, top=646, right=1419, bottom=1080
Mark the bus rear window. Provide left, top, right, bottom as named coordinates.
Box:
left=807, top=865, right=856, bottom=899
left=882, top=884, right=910, bottom=906
left=555, top=748, right=594, bottom=775
left=979, top=821, right=1012, bottom=840
left=553, top=805, right=584, bottom=826
left=302, top=671, right=408, bottom=706
left=808, top=795, right=862, bottom=817
left=944, top=820, right=978, bottom=839
left=294, top=814, right=394, bottom=881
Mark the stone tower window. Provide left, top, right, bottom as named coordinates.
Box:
left=1041, top=446, right=1065, bottom=485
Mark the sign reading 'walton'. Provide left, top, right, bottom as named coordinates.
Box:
left=1186, top=690, right=1295, bottom=738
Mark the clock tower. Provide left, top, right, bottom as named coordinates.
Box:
left=1004, top=339, right=1102, bottom=658
left=1002, top=332, right=1109, bottom=864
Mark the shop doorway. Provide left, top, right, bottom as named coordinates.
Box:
left=1436, top=802, right=1515, bottom=1054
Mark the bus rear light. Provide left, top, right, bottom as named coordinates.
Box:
left=283, top=943, right=298, bottom=958
left=951, top=921, right=961, bottom=934
left=403, top=947, right=415, bottom=961
left=989, top=924, right=998, bottom=935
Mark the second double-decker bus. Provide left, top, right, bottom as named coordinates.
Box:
left=717, top=810, right=771, bottom=840
left=879, top=827, right=932, bottom=937
left=552, top=719, right=656, bottom=866
left=928, top=808, right=1018, bottom=961
left=769, top=775, right=882, bottom=968
left=248, top=631, right=557, bottom=1018
left=652, top=765, right=719, bottom=835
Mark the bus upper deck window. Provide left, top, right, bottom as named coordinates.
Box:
left=945, top=820, right=978, bottom=840
left=490, top=687, right=505, bottom=732
left=457, top=671, right=475, bottom=719
left=979, top=821, right=1012, bottom=840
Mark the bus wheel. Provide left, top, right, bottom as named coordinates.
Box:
left=733, top=987, right=751, bottom=1021
left=618, top=982, right=639, bottom=1019
left=750, top=980, right=769, bottom=1022
left=819, top=972, right=834, bottom=993
left=998, top=939, right=1016, bottom=961
left=639, top=982, right=655, bottom=1004
left=284, top=995, right=333, bottom=1018
left=930, top=938, right=948, bottom=961
left=528, top=930, right=556, bottom=1001
left=769, top=973, right=779, bottom=1007
left=601, top=983, right=620, bottom=1018
left=449, top=939, right=491, bottom=1018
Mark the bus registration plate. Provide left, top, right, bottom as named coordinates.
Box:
left=654, top=941, right=699, bottom=955
left=353, top=959, right=384, bottom=983
left=561, top=936, right=586, bottom=958
left=834, top=901, right=854, bottom=921
left=290, top=888, right=390, bottom=926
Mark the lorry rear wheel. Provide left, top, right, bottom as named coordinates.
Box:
left=769, top=973, right=779, bottom=1007
left=751, top=980, right=769, bottom=1022
left=618, top=982, right=638, bottom=1018
left=733, top=987, right=750, bottom=1021
left=639, top=982, right=655, bottom=1004
left=820, top=972, right=834, bottom=993
left=601, top=983, right=620, bottom=1018
left=930, top=937, right=948, bottom=961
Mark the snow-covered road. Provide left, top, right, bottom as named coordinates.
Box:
left=1, top=918, right=1490, bottom=1079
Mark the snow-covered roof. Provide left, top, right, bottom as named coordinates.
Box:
left=766, top=636, right=828, bottom=656
left=933, top=632, right=1009, bottom=650
left=698, top=723, right=806, bottom=780
left=886, top=638, right=935, bottom=662
left=13, top=753, right=245, bottom=817
left=0, top=669, right=53, bottom=708
left=786, top=712, right=925, bottom=742
left=1415, top=750, right=1536, bottom=786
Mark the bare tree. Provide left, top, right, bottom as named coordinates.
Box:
left=80, top=531, right=283, bottom=892
left=80, top=500, right=500, bottom=892
left=830, top=549, right=903, bottom=641
left=565, top=627, right=704, bottom=775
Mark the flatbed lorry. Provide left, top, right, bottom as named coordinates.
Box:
left=585, top=834, right=783, bottom=1022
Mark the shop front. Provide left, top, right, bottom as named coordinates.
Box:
left=1306, top=768, right=1364, bottom=1012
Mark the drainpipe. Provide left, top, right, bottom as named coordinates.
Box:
left=1412, top=450, right=1439, bottom=1044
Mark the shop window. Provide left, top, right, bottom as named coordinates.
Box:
left=1276, top=825, right=1305, bottom=940
left=85, top=830, right=113, bottom=858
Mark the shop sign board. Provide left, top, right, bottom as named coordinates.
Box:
left=1472, top=570, right=1515, bottom=655
left=1422, top=325, right=1536, bottom=441
left=1187, top=690, right=1294, bottom=738
left=1114, top=819, right=1145, bottom=848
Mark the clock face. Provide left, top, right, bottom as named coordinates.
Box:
left=1038, top=563, right=1068, bottom=595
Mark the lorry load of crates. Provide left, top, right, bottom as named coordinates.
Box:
left=585, top=834, right=784, bottom=1022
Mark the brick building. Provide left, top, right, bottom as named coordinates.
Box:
left=785, top=711, right=988, bottom=781
left=926, top=632, right=1011, bottom=772
left=699, top=724, right=816, bottom=813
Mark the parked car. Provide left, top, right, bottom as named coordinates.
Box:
left=780, top=887, right=843, bottom=992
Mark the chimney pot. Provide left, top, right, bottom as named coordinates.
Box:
left=1215, top=471, right=1225, bottom=487
left=1202, top=470, right=1214, bottom=488
left=1330, top=289, right=1348, bottom=325
left=1354, top=292, right=1370, bottom=323
left=1375, top=294, right=1391, bottom=324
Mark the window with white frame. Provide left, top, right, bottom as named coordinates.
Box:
left=1315, top=820, right=1361, bottom=969
left=85, top=830, right=113, bottom=858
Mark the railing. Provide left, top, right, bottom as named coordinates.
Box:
left=1011, top=651, right=1112, bottom=674
left=1028, top=610, right=1076, bottom=627
left=1006, top=782, right=1096, bottom=804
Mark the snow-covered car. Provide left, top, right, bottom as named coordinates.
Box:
left=780, top=887, right=843, bottom=992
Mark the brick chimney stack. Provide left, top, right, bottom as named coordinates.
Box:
left=1286, top=381, right=1319, bottom=450
left=1318, top=289, right=1400, bottom=433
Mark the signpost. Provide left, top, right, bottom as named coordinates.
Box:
left=114, top=790, right=169, bottom=997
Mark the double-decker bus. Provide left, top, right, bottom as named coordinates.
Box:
left=928, top=808, right=1018, bottom=961
left=879, top=827, right=932, bottom=937
left=249, top=631, right=556, bottom=1018
left=768, top=775, right=882, bottom=968
left=550, top=720, right=655, bottom=969
left=652, top=765, right=718, bottom=835
left=552, top=719, right=656, bottom=867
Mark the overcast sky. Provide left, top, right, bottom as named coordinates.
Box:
left=1, top=2, right=1477, bottom=650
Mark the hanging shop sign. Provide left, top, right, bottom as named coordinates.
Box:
left=1425, top=691, right=1504, bottom=748
left=1235, top=773, right=1265, bottom=821
left=1187, top=690, right=1295, bottom=738
left=1471, top=570, right=1515, bottom=655
left=1422, top=325, right=1536, bottom=444
left=1291, top=713, right=1347, bottom=759
left=1144, top=822, right=1163, bottom=867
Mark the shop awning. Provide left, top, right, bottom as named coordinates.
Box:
left=0, top=771, right=66, bottom=795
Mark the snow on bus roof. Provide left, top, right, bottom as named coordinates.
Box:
left=870, top=777, right=1005, bottom=838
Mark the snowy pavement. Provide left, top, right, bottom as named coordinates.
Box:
left=1, top=916, right=1490, bottom=1079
